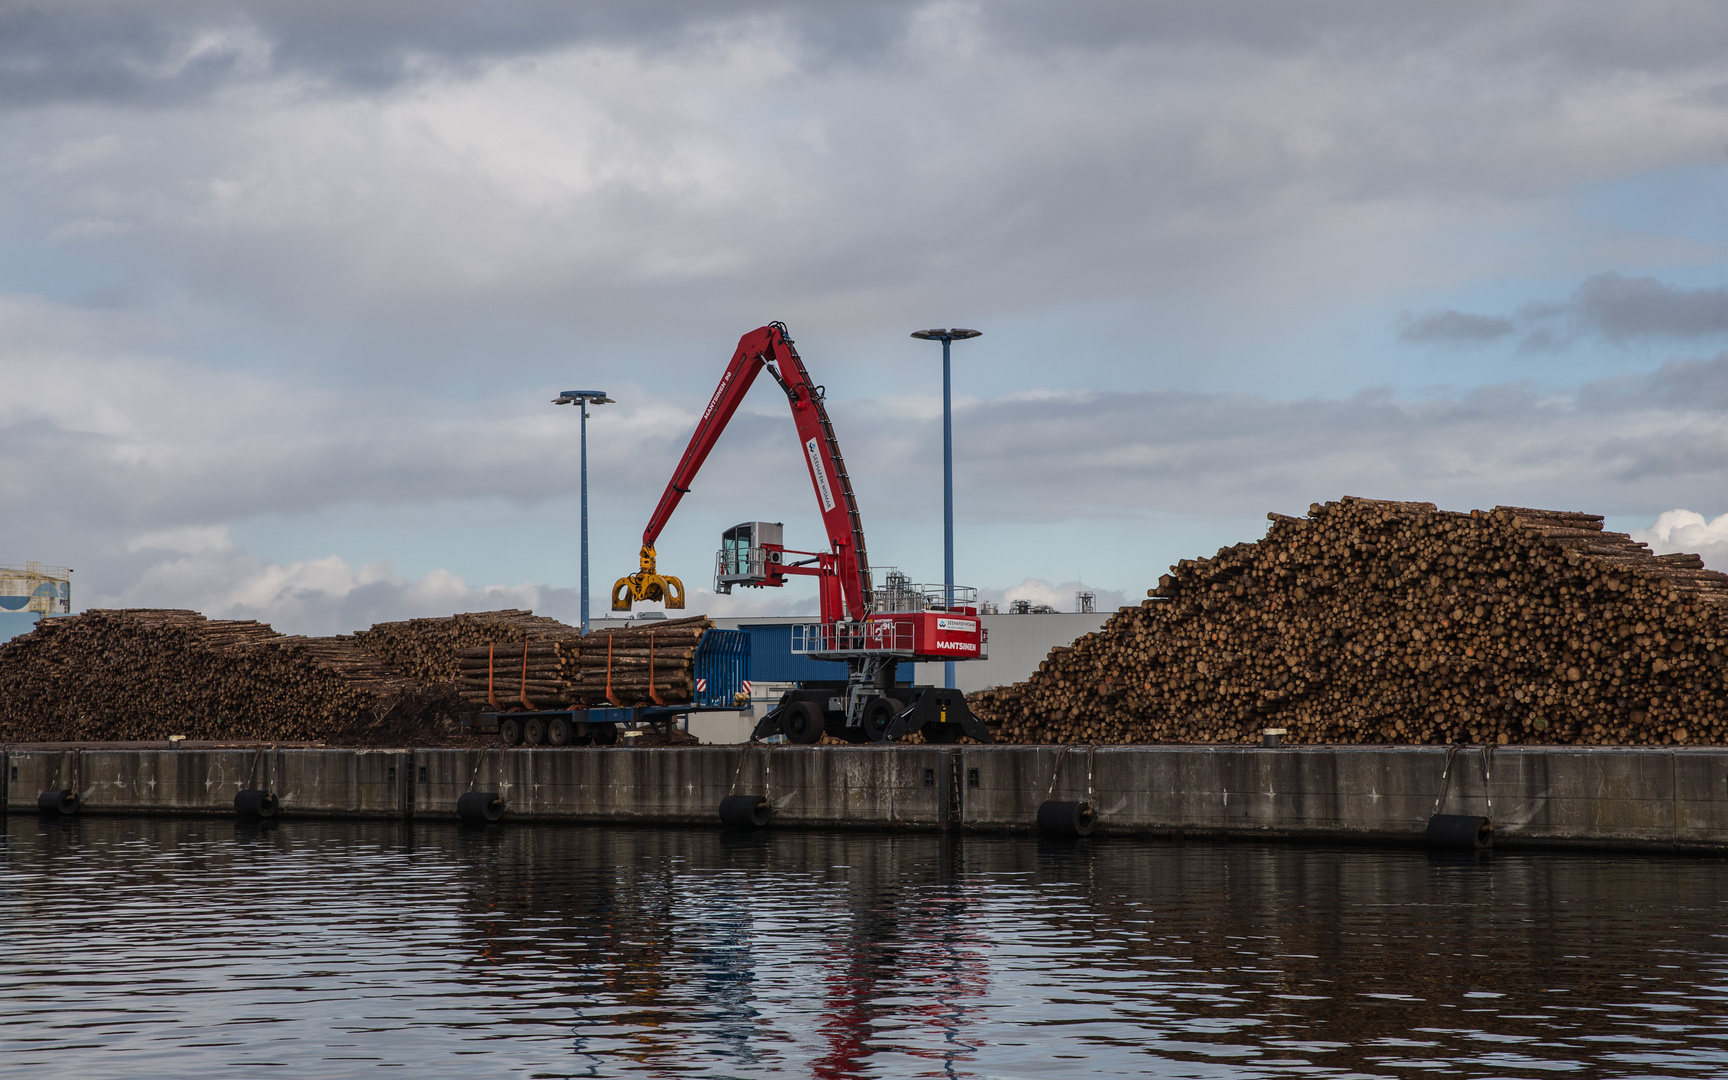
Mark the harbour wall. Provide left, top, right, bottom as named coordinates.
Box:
left=5, top=744, right=1727, bottom=851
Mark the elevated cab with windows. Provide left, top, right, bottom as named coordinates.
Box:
left=715, top=521, right=785, bottom=592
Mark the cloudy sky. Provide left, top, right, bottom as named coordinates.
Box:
left=7, top=1, right=1728, bottom=633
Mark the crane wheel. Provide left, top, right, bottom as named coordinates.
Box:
left=784, top=701, right=826, bottom=744
left=863, top=697, right=904, bottom=743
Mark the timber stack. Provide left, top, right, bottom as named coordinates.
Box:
left=972, top=498, right=1728, bottom=747
left=353, top=609, right=582, bottom=684
left=0, top=609, right=455, bottom=743
left=454, top=615, right=714, bottom=710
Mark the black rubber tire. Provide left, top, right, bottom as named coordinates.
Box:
left=784, top=701, right=826, bottom=744
left=590, top=723, right=619, bottom=746
left=1037, top=800, right=1095, bottom=837
left=718, top=794, right=771, bottom=828
left=456, top=791, right=504, bottom=822
left=863, top=697, right=904, bottom=743
left=921, top=722, right=962, bottom=744
left=36, top=789, right=78, bottom=815
left=234, top=789, right=279, bottom=818
left=523, top=717, right=547, bottom=747
left=546, top=716, right=573, bottom=747
left=1426, top=814, right=1493, bottom=850
left=498, top=717, right=525, bottom=747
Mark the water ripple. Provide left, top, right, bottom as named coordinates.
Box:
left=3, top=819, right=1727, bottom=1078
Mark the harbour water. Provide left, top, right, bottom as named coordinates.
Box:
left=3, top=816, right=1727, bottom=1078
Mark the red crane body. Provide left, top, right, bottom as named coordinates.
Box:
left=634, top=323, right=870, bottom=624
left=610, top=322, right=993, bottom=744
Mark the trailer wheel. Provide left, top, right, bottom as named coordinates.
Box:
left=785, top=701, right=826, bottom=744
left=863, top=697, right=904, bottom=742
left=591, top=723, right=619, bottom=746
left=498, top=717, right=525, bottom=747
left=546, top=716, right=573, bottom=746
left=523, top=717, right=547, bottom=746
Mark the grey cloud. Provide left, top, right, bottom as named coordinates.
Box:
left=0, top=2, right=940, bottom=107
left=2, top=0, right=1724, bottom=389
left=1398, top=309, right=1516, bottom=344
left=1578, top=350, right=1728, bottom=412
left=0, top=2, right=757, bottom=105
left=1402, top=275, right=1728, bottom=353
left=1573, top=273, right=1728, bottom=341
left=12, top=2, right=1728, bottom=108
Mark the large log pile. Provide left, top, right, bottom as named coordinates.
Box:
left=0, top=605, right=722, bottom=744
left=0, top=609, right=458, bottom=744
left=455, top=615, right=714, bottom=710
left=972, top=498, right=1728, bottom=747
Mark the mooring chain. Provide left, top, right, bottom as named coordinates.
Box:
left=726, top=743, right=751, bottom=797
left=1046, top=745, right=1071, bottom=797
left=1480, top=745, right=1494, bottom=820
left=1431, top=743, right=1461, bottom=817
left=465, top=745, right=495, bottom=794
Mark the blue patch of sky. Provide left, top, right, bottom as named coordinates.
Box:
left=0, top=218, right=128, bottom=304
left=1578, top=159, right=1728, bottom=277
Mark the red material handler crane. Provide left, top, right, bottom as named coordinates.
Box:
left=611, top=322, right=992, bottom=744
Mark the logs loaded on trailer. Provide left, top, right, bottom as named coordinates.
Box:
left=454, top=615, right=716, bottom=710
left=971, top=498, right=1728, bottom=747
left=353, top=609, right=583, bottom=684
left=0, top=609, right=458, bottom=744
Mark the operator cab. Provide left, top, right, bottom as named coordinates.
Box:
left=715, top=521, right=784, bottom=593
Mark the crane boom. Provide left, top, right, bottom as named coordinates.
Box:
left=615, top=323, right=873, bottom=621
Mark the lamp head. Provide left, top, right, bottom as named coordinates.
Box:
left=553, top=390, right=614, bottom=406
left=910, top=328, right=982, bottom=341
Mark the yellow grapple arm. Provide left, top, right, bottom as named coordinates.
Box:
left=611, top=545, right=685, bottom=611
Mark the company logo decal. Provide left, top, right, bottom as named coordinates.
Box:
left=937, top=618, right=976, bottom=632
left=806, top=438, right=836, bottom=512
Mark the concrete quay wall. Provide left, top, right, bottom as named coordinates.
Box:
left=5, top=744, right=1728, bottom=851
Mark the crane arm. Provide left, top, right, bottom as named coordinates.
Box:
left=613, top=323, right=873, bottom=621
left=639, top=327, right=776, bottom=550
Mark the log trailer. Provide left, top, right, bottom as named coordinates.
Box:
left=612, top=322, right=992, bottom=744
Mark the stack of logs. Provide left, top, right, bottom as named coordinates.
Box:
left=353, top=610, right=582, bottom=685
left=972, top=498, right=1728, bottom=747
left=455, top=615, right=714, bottom=711
left=0, top=609, right=455, bottom=744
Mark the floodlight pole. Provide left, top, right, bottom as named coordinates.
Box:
left=943, top=335, right=954, bottom=623
left=910, top=327, right=981, bottom=689
left=554, top=390, right=615, bottom=633
left=581, top=402, right=592, bottom=632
